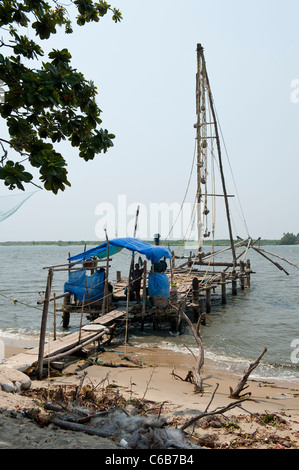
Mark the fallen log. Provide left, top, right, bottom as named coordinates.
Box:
left=50, top=417, right=113, bottom=438
left=229, top=348, right=267, bottom=399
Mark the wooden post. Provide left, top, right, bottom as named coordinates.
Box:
left=37, top=268, right=53, bottom=380
left=232, top=269, right=237, bottom=295
left=197, top=44, right=236, bottom=266
left=125, top=205, right=140, bottom=347
left=221, top=272, right=226, bottom=304
left=141, top=260, right=147, bottom=331
left=53, top=293, right=57, bottom=341
left=170, top=250, right=175, bottom=286
left=245, top=259, right=251, bottom=288
left=62, top=252, right=71, bottom=327
left=62, top=306, right=70, bottom=328
left=192, top=277, right=200, bottom=322
left=240, top=261, right=245, bottom=290
left=102, top=229, right=110, bottom=315
left=116, top=270, right=122, bottom=282
left=171, top=283, right=178, bottom=306
left=199, top=297, right=204, bottom=316
left=78, top=294, right=85, bottom=343
left=205, top=287, right=211, bottom=313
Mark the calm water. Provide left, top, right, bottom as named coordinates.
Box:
left=0, top=244, right=299, bottom=380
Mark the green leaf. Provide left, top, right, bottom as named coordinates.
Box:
left=0, top=0, right=122, bottom=194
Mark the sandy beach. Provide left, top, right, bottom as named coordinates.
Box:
left=1, top=341, right=299, bottom=450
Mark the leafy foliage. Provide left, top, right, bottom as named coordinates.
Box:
left=0, top=1, right=121, bottom=193
left=279, top=232, right=299, bottom=245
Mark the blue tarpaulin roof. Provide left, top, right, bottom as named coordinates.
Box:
left=68, top=237, right=172, bottom=264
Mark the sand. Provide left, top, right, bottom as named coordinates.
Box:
left=1, top=342, right=299, bottom=450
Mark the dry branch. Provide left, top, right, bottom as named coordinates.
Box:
left=170, top=301, right=204, bottom=392
left=229, top=348, right=267, bottom=399
left=50, top=417, right=113, bottom=438
left=180, top=383, right=248, bottom=431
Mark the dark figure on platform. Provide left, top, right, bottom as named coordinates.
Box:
left=132, top=263, right=144, bottom=304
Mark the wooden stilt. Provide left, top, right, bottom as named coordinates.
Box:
left=199, top=296, right=204, bottom=315
left=78, top=294, right=85, bottom=343
left=240, top=261, right=245, bottom=290
left=53, top=293, right=57, bottom=341
left=102, top=229, right=110, bottom=315
left=232, top=269, right=237, bottom=295
left=205, top=287, right=211, bottom=313
left=62, top=308, right=70, bottom=328
left=245, top=260, right=251, bottom=288
left=221, top=272, right=227, bottom=304
left=141, top=260, right=147, bottom=331
left=37, top=268, right=53, bottom=380
left=192, top=277, right=200, bottom=321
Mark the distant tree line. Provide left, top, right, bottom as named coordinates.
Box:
left=279, top=233, right=299, bottom=245
left=1, top=235, right=299, bottom=246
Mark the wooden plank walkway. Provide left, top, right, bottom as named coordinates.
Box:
left=4, top=306, right=127, bottom=372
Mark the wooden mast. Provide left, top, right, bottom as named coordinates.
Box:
left=195, top=44, right=204, bottom=251
left=196, top=44, right=237, bottom=266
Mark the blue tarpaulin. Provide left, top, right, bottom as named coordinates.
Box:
left=68, top=237, right=172, bottom=264
left=148, top=273, right=170, bottom=297
left=64, top=269, right=105, bottom=302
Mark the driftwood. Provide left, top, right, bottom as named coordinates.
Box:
left=50, top=417, right=113, bottom=438
left=170, top=300, right=204, bottom=392
left=229, top=348, right=267, bottom=399
left=181, top=383, right=248, bottom=431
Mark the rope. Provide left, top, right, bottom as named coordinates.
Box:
left=163, top=138, right=197, bottom=242
left=0, top=291, right=43, bottom=311
left=213, top=102, right=250, bottom=238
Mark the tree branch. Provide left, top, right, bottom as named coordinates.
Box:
left=229, top=348, right=267, bottom=399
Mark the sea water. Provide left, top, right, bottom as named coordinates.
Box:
left=0, top=244, right=298, bottom=380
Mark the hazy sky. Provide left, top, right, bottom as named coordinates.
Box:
left=0, top=0, right=299, bottom=242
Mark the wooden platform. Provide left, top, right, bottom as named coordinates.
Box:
left=4, top=306, right=127, bottom=372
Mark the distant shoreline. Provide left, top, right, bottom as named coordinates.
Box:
left=0, top=239, right=288, bottom=247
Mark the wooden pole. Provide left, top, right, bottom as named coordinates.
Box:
left=125, top=271, right=130, bottom=347
left=192, top=277, right=200, bottom=321
left=254, top=246, right=299, bottom=270
left=252, top=246, right=289, bottom=275
left=125, top=206, right=140, bottom=346
left=53, top=293, right=57, bottom=341
left=170, top=250, right=174, bottom=286
left=195, top=45, right=203, bottom=249
left=231, top=269, right=237, bottom=295
left=245, top=259, right=251, bottom=288
left=240, top=261, right=245, bottom=290
left=78, top=294, right=85, bottom=343
left=141, top=260, right=147, bottom=331
left=102, top=229, right=110, bottom=315
left=221, top=271, right=226, bottom=304
left=205, top=287, right=211, bottom=313
left=197, top=44, right=236, bottom=266
left=37, top=268, right=53, bottom=380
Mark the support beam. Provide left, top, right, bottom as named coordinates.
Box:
left=37, top=268, right=53, bottom=379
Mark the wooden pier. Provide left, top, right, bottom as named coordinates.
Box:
left=4, top=306, right=128, bottom=374
left=3, top=246, right=253, bottom=377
